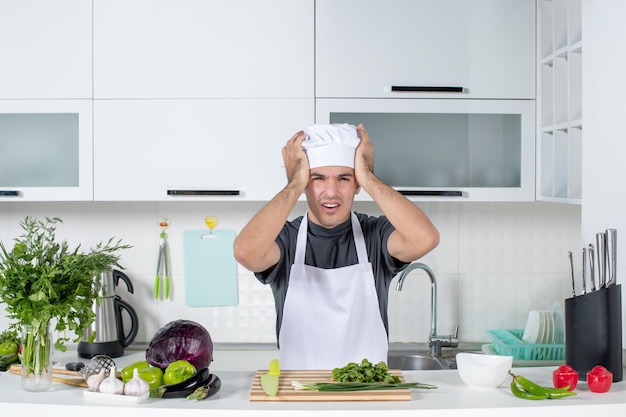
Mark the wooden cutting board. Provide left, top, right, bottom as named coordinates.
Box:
left=249, top=370, right=411, bottom=402
left=8, top=364, right=88, bottom=387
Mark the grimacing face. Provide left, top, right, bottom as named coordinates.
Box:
left=304, top=165, right=361, bottom=229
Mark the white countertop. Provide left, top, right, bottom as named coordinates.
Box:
left=1, top=349, right=625, bottom=416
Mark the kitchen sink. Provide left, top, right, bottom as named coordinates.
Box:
left=387, top=352, right=452, bottom=370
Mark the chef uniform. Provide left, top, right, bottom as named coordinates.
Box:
left=277, top=123, right=389, bottom=370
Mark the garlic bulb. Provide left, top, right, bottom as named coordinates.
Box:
left=86, top=368, right=106, bottom=392
left=124, top=368, right=150, bottom=397
left=98, top=366, right=125, bottom=395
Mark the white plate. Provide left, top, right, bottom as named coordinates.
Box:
left=552, top=301, right=565, bottom=344
left=537, top=311, right=547, bottom=344
left=532, top=309, right=556, bottom=344
left=545, top=310, right=555, bottom=343
left=522, top=310, right=542, bottom=344
left=83, top=390, right=149, bottom=404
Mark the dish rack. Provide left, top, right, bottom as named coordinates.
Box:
left=486, top=329, right=565, bottom=361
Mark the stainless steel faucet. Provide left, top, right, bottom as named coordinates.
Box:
left=396, top=262, right=459, bottom=356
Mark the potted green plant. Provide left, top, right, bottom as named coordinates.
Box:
left=0, top=216, right=130, bottom=391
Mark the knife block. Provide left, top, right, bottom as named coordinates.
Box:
left=564, top=284, right=622, bottom=382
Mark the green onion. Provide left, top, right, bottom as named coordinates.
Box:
left=291, top=380, right=437, bottom=392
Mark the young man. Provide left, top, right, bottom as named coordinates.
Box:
left=233, top=123, right=439, bottom=369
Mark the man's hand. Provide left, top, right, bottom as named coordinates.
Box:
left=282, top=130, right=310, bottom=193
left=354, top=124, right=376, bottom=190
left=353, top=123, right=440, bottom=263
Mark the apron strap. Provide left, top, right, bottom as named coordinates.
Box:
left=294, top=212, right=368, bottom=265
left=293, top=213, right=309, bottom=265
left=350, top=213, right=368, bottom=264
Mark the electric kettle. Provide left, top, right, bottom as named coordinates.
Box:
left=78, top=269, right=139, bottom=358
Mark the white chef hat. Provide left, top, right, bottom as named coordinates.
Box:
left=302, top=123, right=360, bottom=169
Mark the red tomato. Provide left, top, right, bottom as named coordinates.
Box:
left=553, top=364, right=578, bottom=391
left=586, top=365, right=613, bottom=393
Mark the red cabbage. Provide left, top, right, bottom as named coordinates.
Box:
left=146, top=319, right=213, bottom=370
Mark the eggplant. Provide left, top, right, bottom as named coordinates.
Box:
left=150, top=367, right=211, bottom=398
left=0, top=353, right=19, bottom=371
left=186, top=374, right=222, bottom=400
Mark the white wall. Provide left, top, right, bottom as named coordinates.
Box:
left=581, top=1, right=626, bottom=342
left=0, top=200, right=580, bottom=345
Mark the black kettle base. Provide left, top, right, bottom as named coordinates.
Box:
left=78, top=341, right=125, bottom=359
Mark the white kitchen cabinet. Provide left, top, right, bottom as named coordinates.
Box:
left=317, top=98, right=536, bottom=202
left=0, top=100, right=93, bottom=201
left=93, top=0, right=314, bottom=99
left=537, top=0, right=582, bottom=204
left=0, top=0, right=91, bottom=99
left=93, top=99, right=313, bottom=201
left=315, top=0, right=536, bottom=100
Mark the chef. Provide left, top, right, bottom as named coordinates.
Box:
left=233, top=123, right=439, bottom=369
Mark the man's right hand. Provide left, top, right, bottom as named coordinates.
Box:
left=282, top=130, right=310, bottom=193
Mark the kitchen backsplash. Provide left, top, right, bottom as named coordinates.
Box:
left=0, top=200, right=580, bottom=345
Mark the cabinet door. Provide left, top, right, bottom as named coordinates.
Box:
left=93, top=0, right=314, bottom=99
left=93, top=99, right=313, bottom=201
left=0, top=100, right=93, bottom=201
left=316, top=0, right=535, bottom=99
left=317, top=98, right=535, bottom=202
left=0, top=0, right=91, bottom=99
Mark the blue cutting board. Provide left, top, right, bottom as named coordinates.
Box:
left=183, top=229, right=238, bottom=307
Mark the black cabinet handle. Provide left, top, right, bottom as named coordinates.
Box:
left=167, top=189, right=240, bottom=196
left=391, top=86, right=464, bottom=93
left=0, top=190, right=20, bottom=197
left=399, top=190, right=463, bottom=197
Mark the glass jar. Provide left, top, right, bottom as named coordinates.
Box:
left=20, top=321, right=52, bottom=392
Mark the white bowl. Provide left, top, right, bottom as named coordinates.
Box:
left=456, top=352, right=513, bottom=388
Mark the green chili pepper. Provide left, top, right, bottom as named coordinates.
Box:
left=509, top=371, right=576, bottom=400
left=510, top=379, right=549, bottom=400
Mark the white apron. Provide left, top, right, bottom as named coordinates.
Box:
left=278, top=212, right=388, bottom=370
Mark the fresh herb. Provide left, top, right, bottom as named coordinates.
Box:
left=0, top=329, right=19, bottom=346
left=0, top=216, right=130, bottom=351
left=331, top=359, right=400, bottom=383
left=292, top=381, right=437, bottom=392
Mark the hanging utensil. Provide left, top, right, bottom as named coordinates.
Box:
left=596, top=232, right=607, bottom=289
left=605, top=228, right=617, bottom=288
left=154, top=217, right=172, bottom=300
left=568, top=250, right=576, bottom=297
left=588, top=243, right=596, bottom=292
